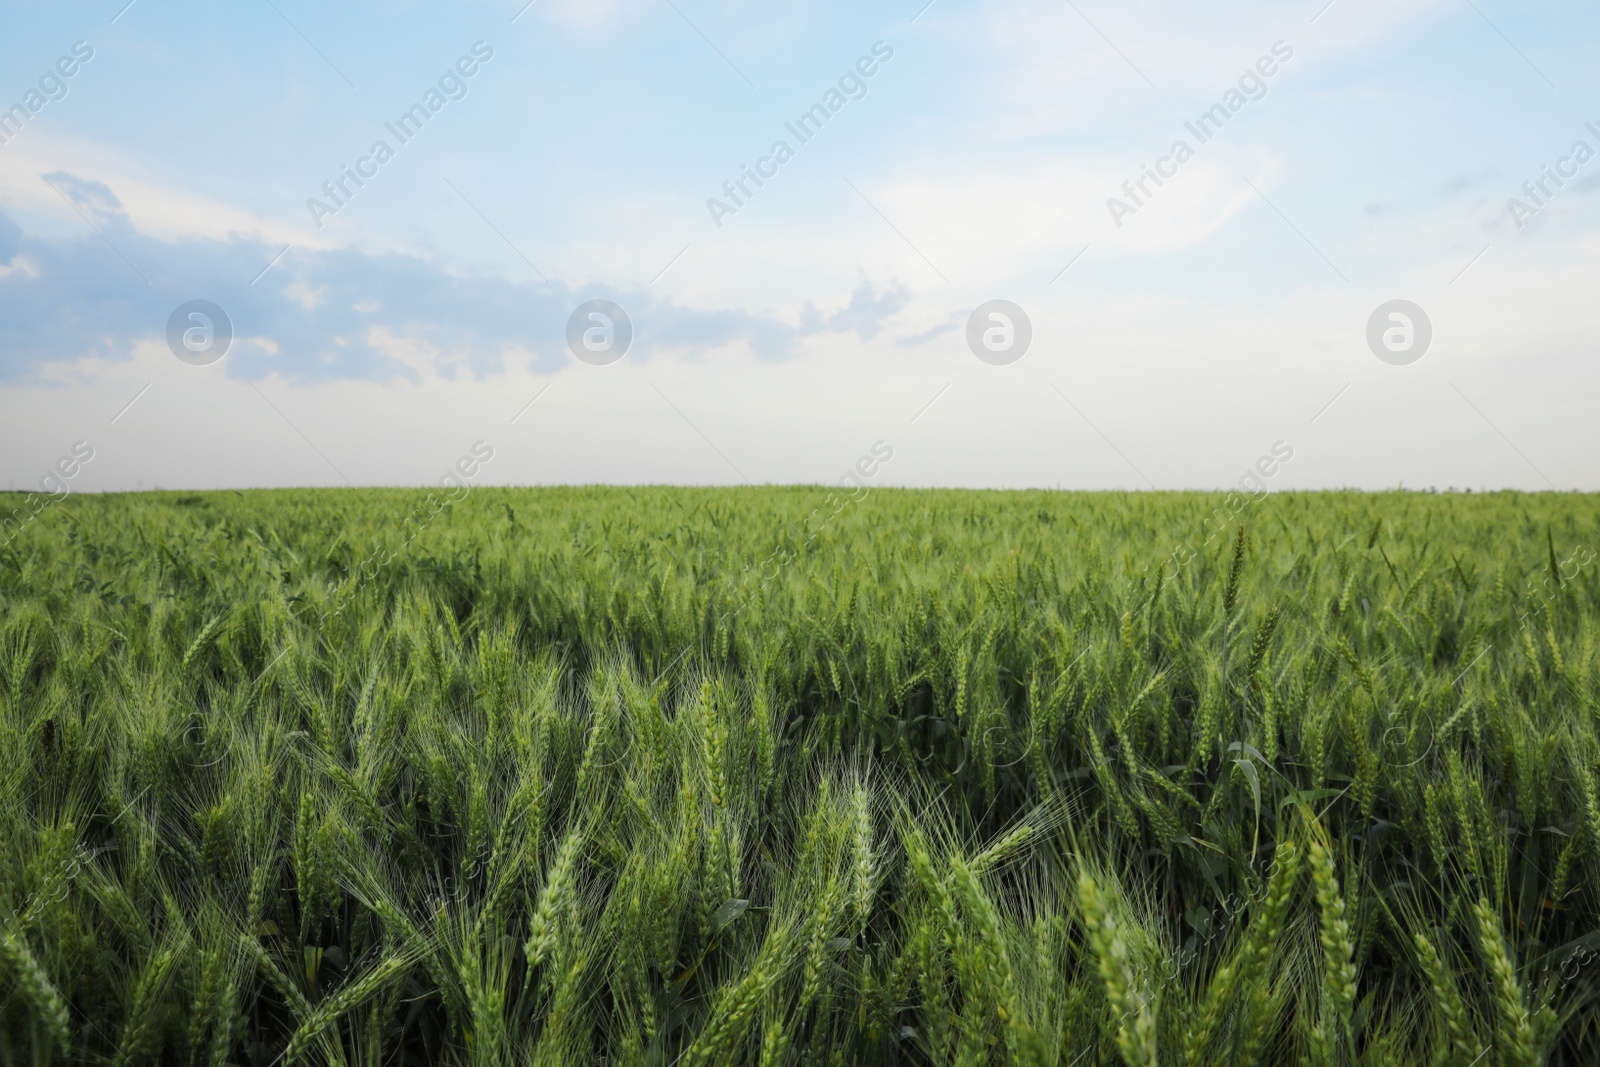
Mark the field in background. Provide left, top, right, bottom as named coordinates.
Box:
left=2, top=486, right=1598, bottom=1065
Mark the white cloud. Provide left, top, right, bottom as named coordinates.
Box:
left=0, top=128, right=323, bottom=250
left=1, top=0, right=1595, bottom=492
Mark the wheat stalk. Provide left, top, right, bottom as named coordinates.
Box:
left=1414, top=929, right=1483, bottom=1064
left=1077, top=870, right=1157, bottom=1067
left=526, top=828, right=583, bottom=974
left=1309, top=840, right=1357, bottom=1031
left=850, top=782, right=876, bottom=933
left=0, top=929, right=72, bottom=1054
left=1184, top=839, right=1299, bottom=1065
left=1472, top=896, right=1536, bottom=1067
left=281, top=952, right=411, bottom=1065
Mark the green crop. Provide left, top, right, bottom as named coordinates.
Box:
left=1, top=485, right=1597, bottom=1064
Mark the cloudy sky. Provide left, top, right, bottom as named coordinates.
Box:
left=1, top=0, right=1597, bottom=493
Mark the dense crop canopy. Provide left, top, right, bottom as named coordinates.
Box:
left=1, top=487, right=1597, bottom=1064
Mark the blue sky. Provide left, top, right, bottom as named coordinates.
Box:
left=2, top=0, right=1598, bottom=492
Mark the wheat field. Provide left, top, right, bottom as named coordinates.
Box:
left=2, top=486, right=1598, bottom=1065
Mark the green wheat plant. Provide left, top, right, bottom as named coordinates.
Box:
left=0, top=485, right=1597, bottom=1063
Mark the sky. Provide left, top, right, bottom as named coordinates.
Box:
left=1, top=0, right=1597, bottom=493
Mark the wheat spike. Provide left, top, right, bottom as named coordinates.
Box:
left=1472, top=896, right=1536, bottom=1067
left=1414, top=929, right=1483, bottom=1064
left=282, top=952, right=411, bottom=1065
left=1077, top=870, right=1157, bottom=1067
left=0, top=929, right=72, bottom=1055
